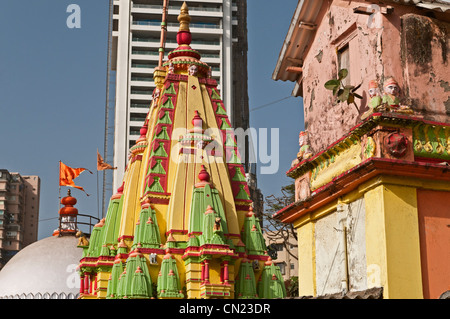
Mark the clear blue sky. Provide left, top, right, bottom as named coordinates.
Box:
left=0, top=0, right=303, bottom=240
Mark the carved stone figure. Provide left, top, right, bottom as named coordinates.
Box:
left=149, top=253, right=158, bottom=265
left=208, top=67, right=212, bottom=78
left=188, top=64, right=198, bottom=76
left=152, top=88, right=161, bottom=103
left=382, top=77, right=401, bottom=107
left=368, top=80, right=382, bottom=110
left=362, top=80, right=383, bottom=120
left=76, top=231, right=89, bottom=247
left=214, top=217, right=222, bottom=232
left=381, top=77, right=413, bottom=114
left=291, top=131, right=313, bottom=167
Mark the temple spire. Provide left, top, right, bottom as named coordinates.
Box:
left=178, top=2, right=190, bottom=32
left=176, top=2, right=192, bottom=46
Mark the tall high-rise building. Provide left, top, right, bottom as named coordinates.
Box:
left=0, top=170, right=40, bottom=269
left=107, top=0, right=253, bottom=193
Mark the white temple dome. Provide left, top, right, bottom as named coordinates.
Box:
left=0, top=236, right=81, bottom=299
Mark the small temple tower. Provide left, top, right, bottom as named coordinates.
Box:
left=77, top=3, right=285, bottom=300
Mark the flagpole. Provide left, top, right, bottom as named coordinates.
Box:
left=58, top=161, right=61, bottom=211
left=97, top=169, right=100, bottom=220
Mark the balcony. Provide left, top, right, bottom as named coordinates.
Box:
left=131, top=21, right=223, bottom=36
left=132, top=49, right=160, bottom=57
left=130, top=87, right=153, bottom=100
left=131, top=4, right=223, bottom=18
left=130, top=62, right=157, bottom=75
left=132, top=36, right=220, bottom=49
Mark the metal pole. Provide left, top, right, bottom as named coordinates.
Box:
left=158, top=0, right=169, bottom=67
left=102, top=0, right=114, bottom=218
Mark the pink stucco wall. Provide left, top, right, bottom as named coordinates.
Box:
left=300, top=1, right=450, bottom=154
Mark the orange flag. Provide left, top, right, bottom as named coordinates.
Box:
left=59, top=161, right=92, bottom=195
left=97, top=149, right=117, bottom=171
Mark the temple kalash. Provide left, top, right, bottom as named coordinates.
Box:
left=77, top=3, right=286, bottom=300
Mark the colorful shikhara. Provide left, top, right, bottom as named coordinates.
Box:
left=77, top=3, right=285, bottom=300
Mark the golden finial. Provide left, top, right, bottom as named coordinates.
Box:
left=178, top=2, right=191, bottom=32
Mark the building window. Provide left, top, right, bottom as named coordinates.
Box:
left=273, top=243, right=284, bottom=252
left=337, top=44, right=350, bottom=86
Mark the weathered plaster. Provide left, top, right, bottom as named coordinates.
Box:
left=314, top=198, right=367, bottom=295
left=298, top=1, right=450, bottom=155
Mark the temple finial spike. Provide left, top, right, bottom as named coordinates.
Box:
left=178, top=2, right=191, bottom=32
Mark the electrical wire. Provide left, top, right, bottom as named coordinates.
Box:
left=250, top=96, right=293, bottom=112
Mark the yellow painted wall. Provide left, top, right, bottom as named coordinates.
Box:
left=296, top=216, right=316, bottom=296
left=365, top=183, right=423, bottom=299
left=294, top=176, right=425, bottom=299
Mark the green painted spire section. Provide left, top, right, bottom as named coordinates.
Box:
left=232, top=166, right=247, bottom=182
left=225, top=132, right=237, bottom=147
left=150, top=159, right=166, bottom=174
left=119, top=248, right=153, bottom=299
left=162, top=96, right=175, bottom=109
left=100, top=244, right=110, bottom=256
left=117, top=241, right=128, bottom=255
left=208, top=186, right=229, bottom=235
left=130, top=266, right=152, bottom=299
left=189, top=183, right=229, bottom=236
left=98, top=196, right=124, bottom=256
left=164, top=83, right=176, bottom=95
left=132, top=205, right=162, bottom=249
left=188, top=188, right=204, bottom=234
left=116, top=270, right=127, bottom=299
left=216, top=102, right=227, bottom=115
left=236, top=184, right=251, bottom=201
left=187, top=234, right=200, bottom=247
left=198, top=206, right=226, bottom=246
left=201, top=207, right=215, bottom=242
left=132, top=219, right=143, bottom=251
left=242, top=212, right=266, bottom=255
left=257, top=261, right=287, bottom=299
left=157, top=111, right=172, bottom=125
left=228, top=149, right=242, bottom=164
left=220, top=118, right=231, bottom=130
left=157, top=252, right=184, bottom=299
left=151, top=142, right=168, bottom=157
left=236, top=259, right=258, bottom=299
left=106, top=258, right=124, bottom=299
left=155, top=126, right=170, bottom=140
left=85, top=223, right=104, bottom=258
left=149, top=176, right=165, bottom=193
left=211, top=88, right=221, bottom=100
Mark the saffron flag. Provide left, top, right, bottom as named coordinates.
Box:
left=97, top=149, right=117, bottom=171
left=59, top=161, right=92, bottom=195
